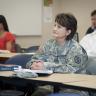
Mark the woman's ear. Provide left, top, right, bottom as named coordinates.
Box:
left=67, top=30, right=71, bottom=36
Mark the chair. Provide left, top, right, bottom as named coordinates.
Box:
left=0, top=90, right=24, bottom=96
left=86, top=56, right=96, bottom=75
left=73, top=32, right=79, bottom=42
left=86, top=56, right=96, bottom=96
left=5, top=54, right=32, bottom=68
left=25, top=46, right=39, bottom=53
left=14, top=43, right=22, bottom=53
left=47, top=93, right=81, bottom=96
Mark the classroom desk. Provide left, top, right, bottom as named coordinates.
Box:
left=65, top=77, right=96, bottom=90
left=0, top=53, right=19, bottom=63
left=0, top=53, right=19, bottom=58
left=0, top=52, right=34, bottom=63
left=0, top=71, right=96, bottom=91
left=0, top=53, right=34, bottom=58
left=0, top=71, right=94, bottom=83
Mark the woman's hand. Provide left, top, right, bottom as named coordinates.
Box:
left=31, top=60, right=44, bottom=70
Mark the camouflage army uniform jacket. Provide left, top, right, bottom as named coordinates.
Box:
left=26, top=39, right=88, bottom=73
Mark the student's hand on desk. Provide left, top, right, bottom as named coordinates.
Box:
left=31, top=61, right=44, bottom=70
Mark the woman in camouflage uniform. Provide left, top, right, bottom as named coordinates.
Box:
left=26, top=13, right=88, bottom=96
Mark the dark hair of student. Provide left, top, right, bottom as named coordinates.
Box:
left=91, top=10, right=96, bottom=16
left=55, top=13, right=77, bottom=40
left=0, top=15, right=9, bottom=31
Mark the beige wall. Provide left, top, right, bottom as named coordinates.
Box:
left=16, top=0, right=60, bottom=48
left=16, top=0, right=96, bottom=48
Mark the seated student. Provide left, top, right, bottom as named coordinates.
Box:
left=26, top=13, right=88, bottom=96
left=0, top=15, right=16, bottom=52
left=85, top=9, right=96, bottom=35
left=26, top=13, right=87, bottom=73
left=80, top=30, right=96, bottom=57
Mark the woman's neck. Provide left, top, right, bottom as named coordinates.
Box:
left=56, top=38, right=66, bottom=46
left=0, top=30, right=5, bottom=37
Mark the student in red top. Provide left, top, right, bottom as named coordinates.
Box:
left=0, top=15, right=16, bottom=52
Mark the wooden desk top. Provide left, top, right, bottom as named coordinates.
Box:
left=0, top=53, right=34, bottom=58
left=0, top=53, right=19, bottom=63
left=0, top=71, right=14, bottom=76
left=0, top=53, right=19, bottom=58
left=0, top=71, right=96, bottom=90
left=65, top=77, right=96, bottom=89
left=30, top=73, right=96, bottom=83
left=0, top=71, right=96, bottom=88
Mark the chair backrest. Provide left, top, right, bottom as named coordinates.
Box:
left=14, top=43, right=22, bottom=53
left=73, top=32, right=79, bottom=42
left=25, top=46, right=39, bottom=53
left=86, top=56, right=96, bottom=75
left=5, top=54, right=32, bottom=68
left=75, top=46, right=88, bottom=73
left=0, top=90, right=24, bottom=96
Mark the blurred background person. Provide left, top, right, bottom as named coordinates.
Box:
left=86, top=9, right=96, bottom=35
left=0, top=15, right=16, bottom=52
left=80, top=30, right=96, bottom=57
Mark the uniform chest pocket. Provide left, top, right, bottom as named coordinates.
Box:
left=54, top=55, right=67, bottom=64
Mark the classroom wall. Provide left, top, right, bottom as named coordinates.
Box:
left=16, top=0, right=96, bottom=48
left=16, top=0, right=61, bottom=48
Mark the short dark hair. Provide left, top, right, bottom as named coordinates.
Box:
left=55, top=13, right=77, bottom=40
left=91, top=10, right=96, bottom=16
left=0, top=15, right=9, bottom=31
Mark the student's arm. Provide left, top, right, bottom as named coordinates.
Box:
left=6, top=32, right=15, bottom=52
left=6, top=41, right=14, bottom=52
left=26, top=39, right=53, bottom=69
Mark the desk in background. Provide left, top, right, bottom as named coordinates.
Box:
left=0, top=53, right=19, bottom=63
left=0, top=52, right=35, bottom=63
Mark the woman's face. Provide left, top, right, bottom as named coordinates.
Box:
left=0, top=23, right=4, bottom=32
left=52, top=22, right=71, bottom=39
left=91, top=15, right=96, bottom=28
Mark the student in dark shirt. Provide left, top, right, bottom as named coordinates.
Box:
left=86, top=10, right=96, bottom=35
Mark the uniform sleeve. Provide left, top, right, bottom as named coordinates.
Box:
left=26, top=40, right=51, bottom=69
left=43, top=45, right=88, bottom=73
